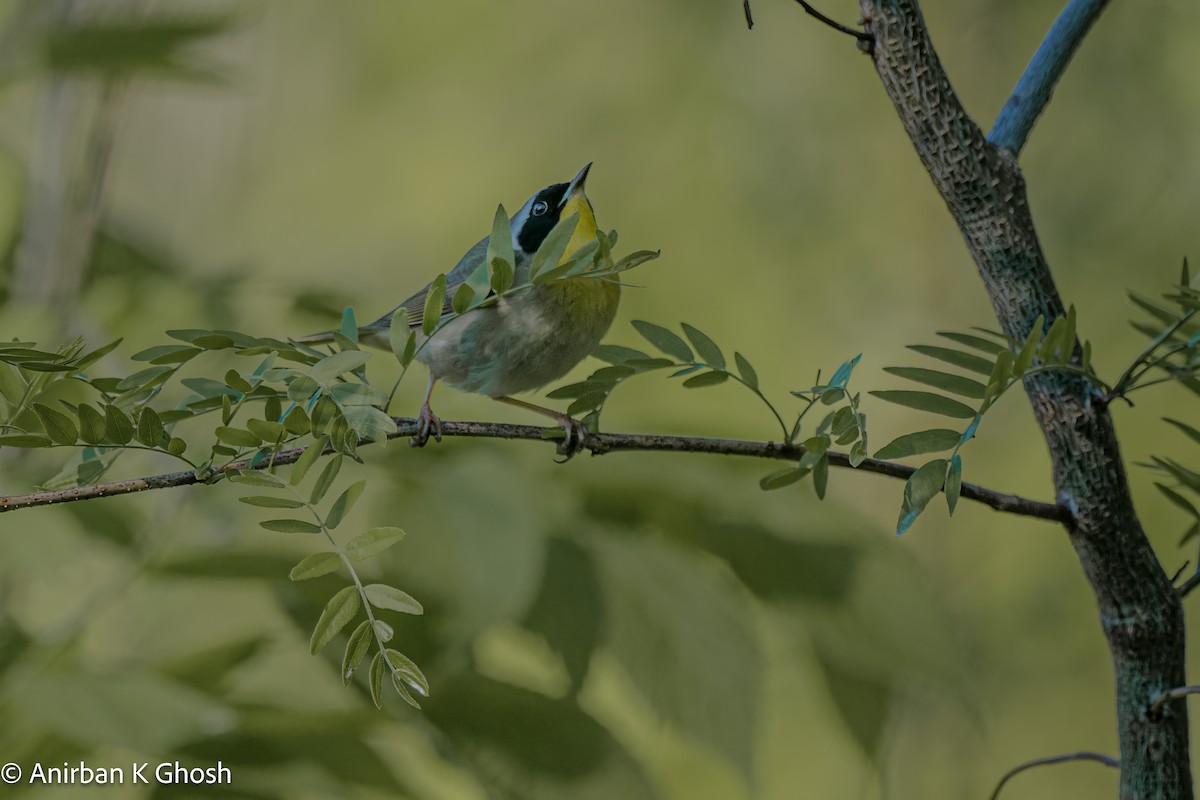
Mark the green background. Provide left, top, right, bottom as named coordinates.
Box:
left=0, top=1, right=1198, bottom=797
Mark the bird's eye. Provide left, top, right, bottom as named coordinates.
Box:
left=532, top=200, right=549, bottom=216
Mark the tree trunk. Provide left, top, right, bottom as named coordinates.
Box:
left=857, top=1, right=1192, bottom=796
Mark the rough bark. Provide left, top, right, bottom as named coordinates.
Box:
left=857, top=1, right=1191, bottom=796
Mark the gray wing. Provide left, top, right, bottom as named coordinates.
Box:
left=358, top=235, right=492, bottom=335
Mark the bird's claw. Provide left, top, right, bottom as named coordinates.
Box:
left=552, top=415, right=590, bottom=462
left=410, top=402, right=442, bottom=448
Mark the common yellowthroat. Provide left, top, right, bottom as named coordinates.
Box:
left=298, top=164, right=619, bottom=453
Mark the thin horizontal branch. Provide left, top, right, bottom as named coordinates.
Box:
left=988, top=0, right=1112, bottom=154
left=0, top=418, right=1069, bottom=522
left=989, top=751, right=1119, bottom=800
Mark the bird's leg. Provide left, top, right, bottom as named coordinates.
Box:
left=411, top=376, right=443, bottom=448
left=493, top=395, right=589, bottom=459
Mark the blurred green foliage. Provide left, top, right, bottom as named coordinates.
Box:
left=0, top=1, right=1198, bottom=798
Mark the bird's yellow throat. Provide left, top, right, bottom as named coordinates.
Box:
left=561, top=192, right=599, bottom=261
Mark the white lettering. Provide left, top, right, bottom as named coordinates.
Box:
left=154, top=761, right=230, bottom=785
left=26, top=763, right=123, bottom=784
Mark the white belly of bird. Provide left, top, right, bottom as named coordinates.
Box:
left=416, top=280, right=620, bottom=398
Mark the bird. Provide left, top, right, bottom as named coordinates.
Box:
left=296, top=163, right=619, bottom=455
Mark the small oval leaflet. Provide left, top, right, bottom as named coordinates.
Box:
left=309, top=585, right=361, bottom=655
left=896, top=458, right=950, bottom=535
left=682, top=323, right=725, bottom=370
left=345, top=526, right=406, bottom=561
left=760, top=466, right=808, bottom=491
left=309, top=350, right=371, bottom=384
left=325, top=479, right=366, bottom=529
left=342, top=620, right=373, bottom=685
left=239, top=495, right=304, bottom=509
left=632, top=320, right=693, bottom=363
left=869, top=390, right=976, bottom=419
left=364, top=584, right=423, bottom=615
left=259, top=518, right=322, bottom=534
left=289, top=552, right=341, bottom=581
left=372, top=619, right=394, bottom=643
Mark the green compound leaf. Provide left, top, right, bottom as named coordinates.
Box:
left=310, top=585, right=361, bottom=655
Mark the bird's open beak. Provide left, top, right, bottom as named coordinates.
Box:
left=564, top=162, right=592, bottom=201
